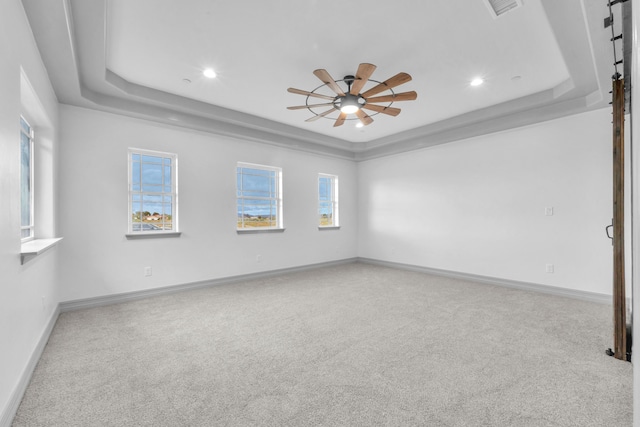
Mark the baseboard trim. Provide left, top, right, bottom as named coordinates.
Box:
left=357, top=258, right=612, bottom=305
left=4, top=257, right=611, bottom=425
left=1, top=305, right=60, bottom=427
left=60, top=258, right=358, bottom=312
left=60, top=257, right=611, bottom=313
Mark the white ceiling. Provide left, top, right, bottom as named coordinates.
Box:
left=105, top=0, right=568, bottom=143
left=22, top=0, right=619, bottom=159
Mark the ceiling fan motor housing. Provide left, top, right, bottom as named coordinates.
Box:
left=334, top=93, right=366, bottom=112
left=333, top=75, right=366, bottom=113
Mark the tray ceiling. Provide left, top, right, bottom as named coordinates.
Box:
left=22, top=0, right=617, bottom=160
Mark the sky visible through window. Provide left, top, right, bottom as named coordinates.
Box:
left=20, top=117, right=33, bottom=239
left=319, top=175, right=336, bottom=226
left=237, top=166, right=280, bottom=228
left=131, top=153, right=174, bottom=231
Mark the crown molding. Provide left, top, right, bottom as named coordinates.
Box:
left=22, top=0, right=611, bottom=161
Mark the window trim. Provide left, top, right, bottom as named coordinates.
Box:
left=318, top=173, right=339, bottom=229
left=236, top=162, right=283, bottom=231
left=20, top=237, right=63, bottom=264
left=127, top=148, right=179, bottom=236
left=20, top=116, right=35, bottom=242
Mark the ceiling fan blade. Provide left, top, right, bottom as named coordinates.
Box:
left=334, top=112, right=347, bottom=127
left=362, top=104, right=401, bottom=117
left=287, top=103, right=335, bottom=110
left=355, top=109, right=374, bottom=126
left=313, top=69, right=345, bottom=96
left=366, top=91, right=418, bottom=103
left=361, top=72, right=412, bottom=98
left=306, top=107, right=337, bottom=122
left=350, top=63, right=377, bottom=95
left=287, top=88, right=335, bottom=101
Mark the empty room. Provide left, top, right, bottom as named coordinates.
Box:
left=1, top=0, right=638, bottom=425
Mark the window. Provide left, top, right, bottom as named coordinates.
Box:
left=318, top=174, right=339, bottom=228
left=128, top=149, right=178, bottom=234
left=20, top=116, right=34, bottom=241
left=237, top=163, right=283, bottom=230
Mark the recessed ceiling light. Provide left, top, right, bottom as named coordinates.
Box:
left=203, top=68, right=217, bottom=79
left=182, top=78, right=191, bottom=84
left=470, top=77, right=484, bottom=87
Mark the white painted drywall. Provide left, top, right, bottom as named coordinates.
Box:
left=358, top=108, right=613, bottom=295
left=0, top=0, right=60, bottom=424
left=2, top=0, right=635, bottom=423
left=57, top=105, right=358, bottom=302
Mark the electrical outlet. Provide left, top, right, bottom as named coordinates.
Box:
left=545, top=207, right=554, bottom=216
left=144, top=267, right=152, bottom=277
left=256, top=255, right=262, bottom=263
left=545, top=264, right=554, bottom=273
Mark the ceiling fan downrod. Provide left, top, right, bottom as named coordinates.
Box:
left=343, top=75, right=355, bottom=91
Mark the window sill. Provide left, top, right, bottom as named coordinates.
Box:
left=21, top=237, right=63, bottom=264
left=318, top=226, right=341, bottom=230
left=125, top=232, right=182, bottom=240
left=237, top=228, right=285, bottom=234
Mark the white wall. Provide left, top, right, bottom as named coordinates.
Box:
left=3, top=0, right=635, bottom=423
left=0, top=0, right=60, bottom=424
left=358, top=108, right=613, bottom=295
left=57, top=105, right=358, bottom=301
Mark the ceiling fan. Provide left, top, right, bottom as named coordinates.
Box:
left=287, top=63, right=417, bottom=127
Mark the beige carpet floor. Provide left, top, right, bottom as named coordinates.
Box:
left=13, top=262, right=633, bottom=426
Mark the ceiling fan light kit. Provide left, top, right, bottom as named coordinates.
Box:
left=336, top=89, right=365, bottom=115
left=287, top=63, right=417, bottom=128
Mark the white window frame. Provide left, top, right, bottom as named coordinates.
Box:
left=236, top=162, right=283, bottom=231
left=318, top=173, right=339, bottom=228
left=128, top=148, right=179, bottom=235
left=20, top=116, right=35, bottom=242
